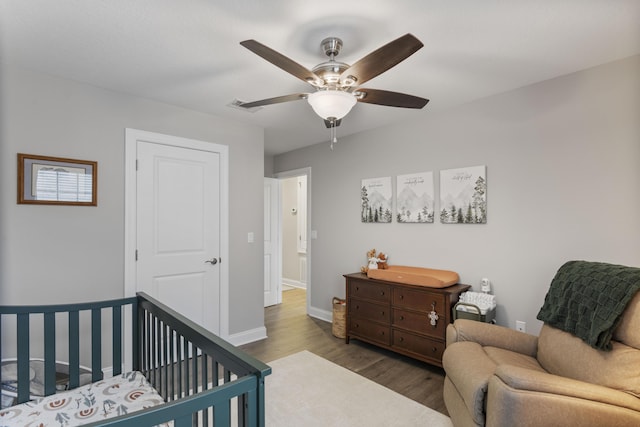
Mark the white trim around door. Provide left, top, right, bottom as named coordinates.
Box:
left=124, top=128, right=230, bottom=339
left=274, top=167, right=312, bottom=316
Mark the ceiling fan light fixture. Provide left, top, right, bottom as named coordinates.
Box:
left=307, top=90, right=357, bottom=121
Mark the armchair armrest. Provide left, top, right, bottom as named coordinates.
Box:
left=447, top=319, right=538, bottom=357
left=487, top=365, right=640, bottom=427
left=494, top=365, right=640, bottom=412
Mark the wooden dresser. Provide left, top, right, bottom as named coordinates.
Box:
left=344, top=272, right=470, bottom=367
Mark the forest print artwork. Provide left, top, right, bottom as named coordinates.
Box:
left=440, top=165, right=487, bottom=224
left=361, top=177, right=392, bottom=223
left=396, top=172, right=434, bottom=223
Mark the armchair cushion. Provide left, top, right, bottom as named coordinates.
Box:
left=487, top=366, right=640, bottom=427
left=537, top=324, right=640, bottom=397
left=614, top=291, right=640, bottom=349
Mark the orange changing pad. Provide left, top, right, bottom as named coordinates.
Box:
left=367, top=265, right=460, bottom=288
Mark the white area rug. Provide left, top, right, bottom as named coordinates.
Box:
left=266, top=351, right=453, bottom=427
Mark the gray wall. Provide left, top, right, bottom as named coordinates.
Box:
left=0, top=65, right=265, bottom=337
left=274, top=55, right=640, bottom=334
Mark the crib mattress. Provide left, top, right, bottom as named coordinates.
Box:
left=367, top=265, right=460, bottom=288
left=0, top=371, right=166, bottom=426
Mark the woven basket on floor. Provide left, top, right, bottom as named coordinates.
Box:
left=332, top=297, right=346, bottom=339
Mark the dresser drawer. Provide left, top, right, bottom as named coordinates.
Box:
left=349, top=318, right=391, bottom=345
left=393, top=330, right=445, bottom=362
left=393, top=287, right=446, bottom=313
left=349, top=299, right=390, bottom=323
left=393, top=308, right=445, bottom=339
left=349, top=280, right=391, bottom=303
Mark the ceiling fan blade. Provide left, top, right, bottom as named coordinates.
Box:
left=340, top=33, right=423, bottom=86
left=240, top=39, right=323, bottom=87
left=237, top=93, right=308, bottom=109
left=355, top=88, right=429, bottom=109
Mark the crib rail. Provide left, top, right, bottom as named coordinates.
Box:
left=0, top=297, right=138, bottom=404
left=0, top=293, right=271, bottom=426
left=134, top=292, right=271, bottom=426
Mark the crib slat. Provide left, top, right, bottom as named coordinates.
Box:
left=144, top=311, right=150, bottom=375
left=183, top=339, right=190, bottom=395
left=174, top=415, right=193, bottom=427
left=113, top=305, right=122, bottom=376
left=44, top=312, right=57, bottom=396
left=16, top=313, right=30, bottom=404
left=68, top=310, right=80, bottom=389
left=163, top=323, right=169, bottom=400
left=177, top=335, right=184, bottom=399
left=191, top=346, right=198, bottom=396
left=168, top=327, right=175, bottom=401
left=0, top=315, right=2, bottom=387
left=153, top=316, right=159, bottom=387
left=131, top=301, right=139, bottom=372
left=91, top=308, right=103, bottom=383
left=202, top=355, right=209, bottom=427
left=214, top=399, right=231, bottom=426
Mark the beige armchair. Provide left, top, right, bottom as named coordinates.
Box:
left=443, top=293, right=640, bottom=427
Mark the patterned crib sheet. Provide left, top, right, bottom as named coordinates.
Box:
left=0, top=371, right=165, bottom=426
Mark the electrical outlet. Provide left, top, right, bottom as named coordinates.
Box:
left=516, top=320, right=526, bottom=332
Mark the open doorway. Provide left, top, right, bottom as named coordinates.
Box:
left=264, top=168, right=311, bottom=314
left=281, top=175, right=307, bottom=292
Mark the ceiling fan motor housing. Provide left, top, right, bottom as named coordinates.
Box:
left=321, top=37, right=342, bottom=58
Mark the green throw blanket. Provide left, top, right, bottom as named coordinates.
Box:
left=537, top=260, right=640, bottom=351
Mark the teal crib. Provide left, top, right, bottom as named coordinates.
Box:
left=0, top=292, right=271, bottom=426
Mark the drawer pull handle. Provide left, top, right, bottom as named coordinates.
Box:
left=380, top=291, right=385, bottom=296
left=399, top=337, right=404, bottom=342
left=432, top=347, right=438, bottom=353
left=399, top=315, right=404, bottom=321
left=381, top=311, right=385, bottom=316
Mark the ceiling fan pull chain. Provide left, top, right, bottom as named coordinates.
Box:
left=330, top=120, right=338, bottom=150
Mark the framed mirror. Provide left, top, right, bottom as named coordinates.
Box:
left=17, top=153, right=97, bottom=206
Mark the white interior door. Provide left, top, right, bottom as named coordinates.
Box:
left=264, top=178, right=281, bottom=307
left=136, top=141, right=221, bottom=333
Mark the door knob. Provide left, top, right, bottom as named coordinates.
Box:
left=205, top=258, right=218, bottom=265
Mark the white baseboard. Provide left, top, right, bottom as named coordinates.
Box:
left=308, top=306, right=332, bottom=323
left=282, top=277, right=307, bottom=290
left=226, top=326, right=268, bottom=347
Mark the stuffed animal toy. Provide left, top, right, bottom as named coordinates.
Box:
left=362, top=248, right=378, bottom=273
left=368, top=255, right=380, bottom=271
left=377, top=253, right=389, bottom=270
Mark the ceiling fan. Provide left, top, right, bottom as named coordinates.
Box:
left=236, top=33, right=429, bottom=142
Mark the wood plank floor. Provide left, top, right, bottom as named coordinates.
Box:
left=239, top=288, right=448, bottom=415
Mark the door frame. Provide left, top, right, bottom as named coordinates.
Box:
left=124, top=128, right=230, bottom=338
left=274, top=167, right=311, bottom=314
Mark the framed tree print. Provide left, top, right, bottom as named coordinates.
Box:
left=396, top=172, right=434, bottom=223
left=440, top=165, right=486, bottom=224
left=361, top=176, right=392, bottom=223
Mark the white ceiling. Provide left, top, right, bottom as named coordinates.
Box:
left=1, top=1, right=639, bottom=155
